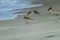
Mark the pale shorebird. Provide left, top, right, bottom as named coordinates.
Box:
left=24, top=16, right=33, bottom=24
left=48, top=7, right=53, bottom=14
left=47, top=7, right=60, bottom=16
left=27, top=11, right=32, bottom=17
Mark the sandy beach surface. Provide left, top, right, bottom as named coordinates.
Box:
left=0, top=0, right=60, bottom=40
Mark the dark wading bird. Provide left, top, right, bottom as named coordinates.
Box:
left=24, top=16, right=33, bottom=24
left=33, top=10, right=40, bottom=14
left=27, top=10, right=40, bottom=17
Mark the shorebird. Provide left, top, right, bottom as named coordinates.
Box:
left=27, top=11, right=32, bottom=17
left=24, top=16, right=33, bottom=24
left=48, top=7, right=53, bottom=14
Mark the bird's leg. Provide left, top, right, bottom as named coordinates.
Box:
left=26, top=21, right=28, bottom=24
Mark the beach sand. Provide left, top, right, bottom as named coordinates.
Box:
left=0, top=0, right=60, bottom=40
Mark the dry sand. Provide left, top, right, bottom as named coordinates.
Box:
left=0, top=0, right=60, bottom=40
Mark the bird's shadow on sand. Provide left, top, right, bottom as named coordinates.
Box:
left=44, top=34, right=58, bottom=39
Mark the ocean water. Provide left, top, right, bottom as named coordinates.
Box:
left=0, top=0, right=44, bottom=20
